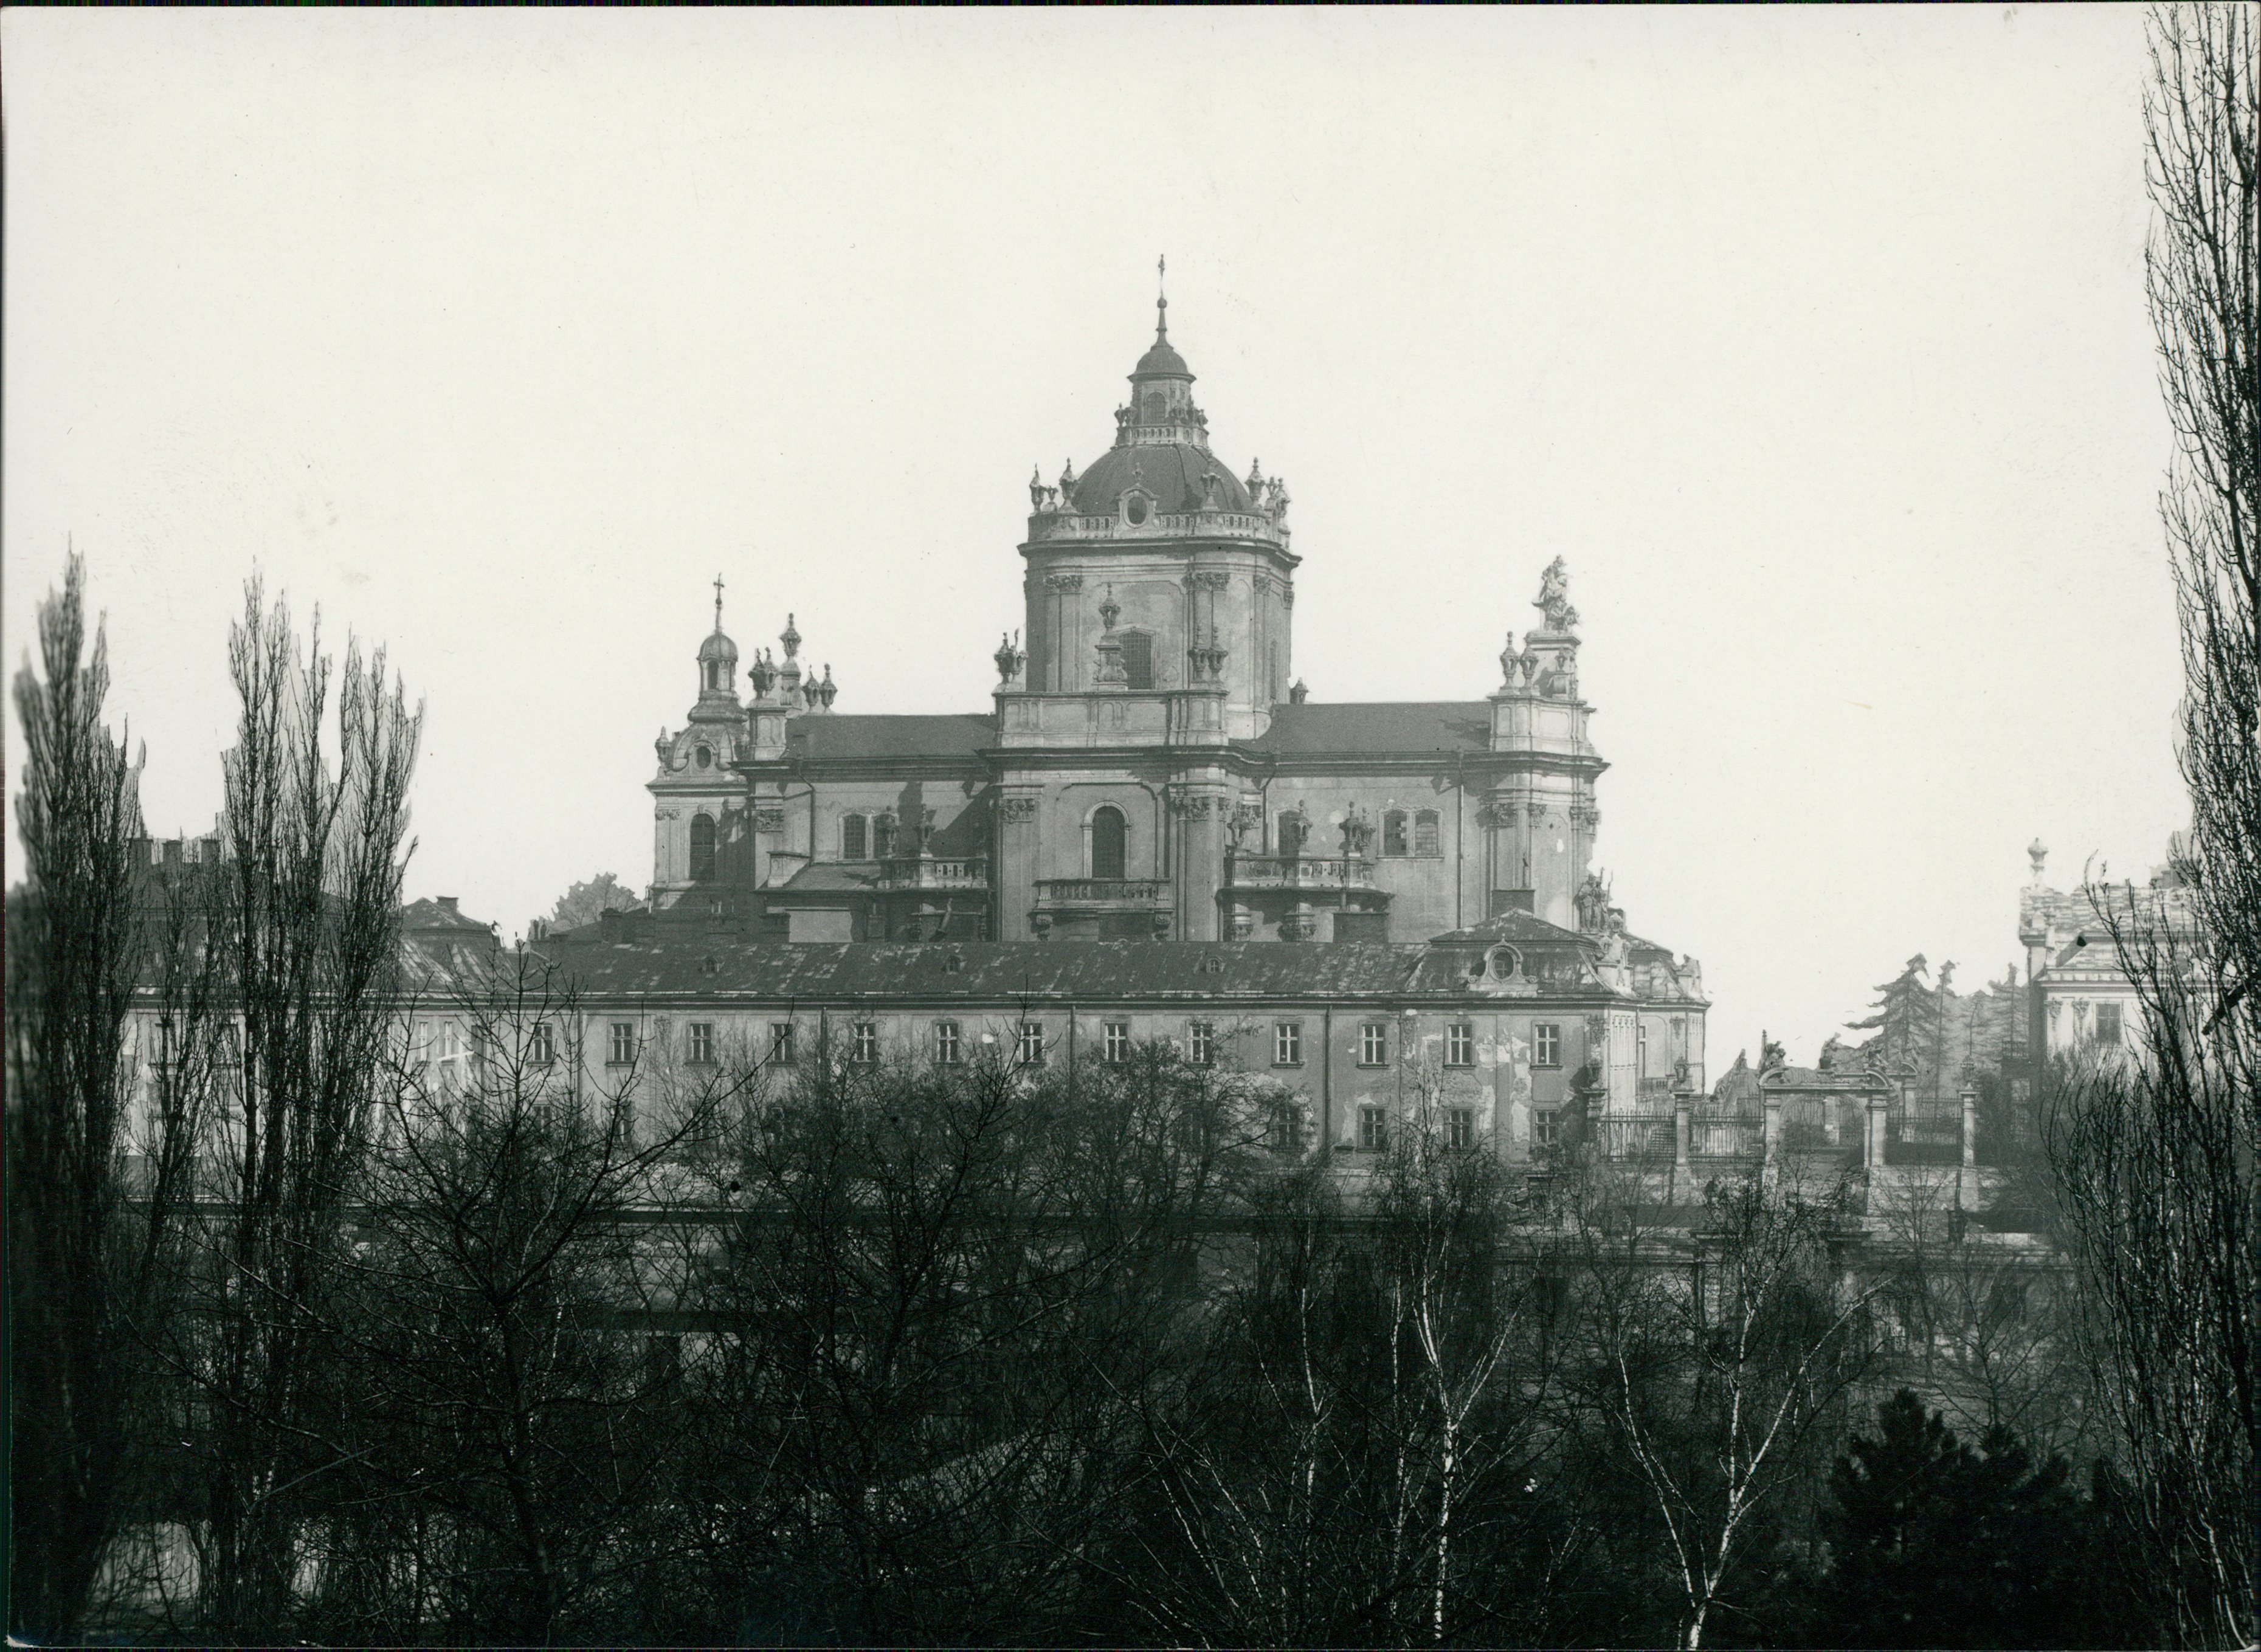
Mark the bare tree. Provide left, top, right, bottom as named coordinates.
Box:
left=148, top=579, right=422, bottom=1638
left=2038, top=10, right=2258, bottom=1647
left=1576, top=1165, right=1880, bottom=1650
left=291, top=951, right=727, bottom=1646
left=5, top=556, right=150, bottom=1641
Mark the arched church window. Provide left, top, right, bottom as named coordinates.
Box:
left=705, top=661, right=724, bottom=692
left=841, top=814, right=868, bottom=861
left=689, top=813, right=717, bottom=882
left=1091, top=806, right=1127, bottom=881
left=1382, top=810, right=1409, bottom=858
left=1144, top=390, right=1165, bottom=422
left=1414, top=810, right=1441, bottom=856
left=1277, top=811, right=1307, bottom=858
left=1121, top=631, right=1153, bottom=690
left=874, top=813, right=899, bottom=860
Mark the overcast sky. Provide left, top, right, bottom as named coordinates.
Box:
left=4, top=6, right=2185, bottom=1063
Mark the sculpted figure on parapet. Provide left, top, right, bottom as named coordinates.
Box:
left=1534, top=556, right=1579, bottom=633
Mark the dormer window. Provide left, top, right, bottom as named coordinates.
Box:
left=1488, top=945, right=1521, bottom=979
left=1125, top=494, right=1151, bottom=526
left=694, top=745, right=713, bottom=769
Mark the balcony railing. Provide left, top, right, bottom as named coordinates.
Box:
left=1035, top=878, right=1170, bottom=907
left=1026, top=507, right=1287, bottom=547
left=1224, top=854, right=1378, bottom=890
left=871, top=856, right=989, bottom=890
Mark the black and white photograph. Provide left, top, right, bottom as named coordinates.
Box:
left=4, top=9, right=2253, bottom=1647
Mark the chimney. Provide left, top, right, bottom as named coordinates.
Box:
left=437, top=896, right=458, bottom=913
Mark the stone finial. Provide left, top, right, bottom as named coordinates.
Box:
left=779, top=614, right=801, bottom=663
left=654, top=728, right=672, bottom=765
left=1029, top=465, right=1046, bottom=509
left=1499, top=635, right=1522, bottom=692
left=1288, top=678, right=1310, bottom=704
left=747, top=649, right=778, bottom=700
left=2028, top=838, right=2048, bottom=884
left=1246, top=456, right=1264, bottom=497
left=815, top=665, right=837, bottom=712
left=1098, top=587, right=1121, bottom=631
left=1059, top=458, right=1078, bottom=499
left=1341, top=802, right=1374, bottom=858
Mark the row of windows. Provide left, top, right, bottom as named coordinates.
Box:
left=593, top=1016, right=1573, bottom=1071
left=1276, top=808, right=1444, bottom=858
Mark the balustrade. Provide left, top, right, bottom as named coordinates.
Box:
left=1224, top=854, right=1378, bottom=889
left=1034, top=878, right=1170, bottom=906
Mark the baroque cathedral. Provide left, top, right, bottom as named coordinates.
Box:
left=607, top=291, right=1711, bottom=1141
left=654, top=292, right=1655, bottom=955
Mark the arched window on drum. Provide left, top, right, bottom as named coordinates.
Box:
left=1091, top=806, right=1128, bottom=881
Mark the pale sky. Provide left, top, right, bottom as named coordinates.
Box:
left=3, top=7, right=2187, bottom=1063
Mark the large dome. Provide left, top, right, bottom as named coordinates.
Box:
left=1071, top=444, right=1254, bottom=515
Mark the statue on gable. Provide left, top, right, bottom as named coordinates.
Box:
left=1575, top=871, right=1610, bottom=933
left=1533, top=557, right=1579, bottom=634
left=1029, top=466, right=1046, bottom=509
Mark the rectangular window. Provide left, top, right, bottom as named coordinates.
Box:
left=1533, top=1108, right=1562, bottom=1151
left=1445, top=1106, right=1477, bottom=1151
left=607, top=1021, right=637, bottom=1066
left=1534, top=1022, right=1561, bottom=1068
left=1414, top=810, right=1441, bottom=856
left=1187, top=1020, right=1215, bottom=1067
left=1637, top=1021, right=1649, bottom=1075
left=687, top=1022, right=715, bottom=1065
left=1274, top=1021, right=1303, bottom=1067
left=841, top=814, right=867, bottom=861
left=1445, top=1022, right=1474, bottom=1067
left=852, top=1021, right=879, bottom=1065
left=1270, top=1100, right=1306, bottom=1152
left=215, top=1020, right=241, bottom=1067
left=528, top=1021, right=556, bottom=1065
left=1016, top=1021, right=1045, bottom=1066
left=768, top=1022, right=796, bottom=1066
left=1382, top=810, right=1409, bottom=857
left=934, top=1020, right=962, bottom=1065
left=1359, top=1020, right=1389, bottom=1066
left=2094, top=1002, right=2122, bottom=1045
left=1121, top=631, right=1153, bottom=690
left=1359, top=1104, right=1389, bottom=1152
left=1103, top=1020, right=1131, bottom=1063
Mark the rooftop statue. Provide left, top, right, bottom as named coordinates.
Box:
left=1534, top=556, right=1579, bottom=634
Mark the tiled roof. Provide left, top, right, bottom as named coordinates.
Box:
left=777, top=862, right=881, bottom=894
left=1425, top=910, right=1593, bottom=948
left=534, top=937, right=1429, bottom=1003
left=1071, top=442, right=1252, bottom=515
left=402, top=897, right=494, bottom=934
left=1241, top=702, right=1494, bottom=757
left=785, top=714, right=995, bottom=763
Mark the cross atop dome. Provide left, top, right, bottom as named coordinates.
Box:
left=1133, top=255, right=1193, bottom=383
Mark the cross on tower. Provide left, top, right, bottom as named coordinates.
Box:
left=713, top=573, right=725, bottom=630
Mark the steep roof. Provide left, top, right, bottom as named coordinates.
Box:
left=534, top=937, right=1427, bottom=1002
left=784, top=714, right=995, bottom=763
left=1241, top=702, right=1494, bottom=757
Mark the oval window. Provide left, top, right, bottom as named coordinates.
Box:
left=1126, top=497, right=1149, bottom=526
left=695, top=745, right=712, bottom=769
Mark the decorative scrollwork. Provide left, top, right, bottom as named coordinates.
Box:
left=1001, top=796, right=1040, bottom=823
